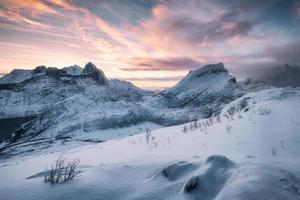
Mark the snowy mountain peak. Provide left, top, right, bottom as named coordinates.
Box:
left=165, top=63, right=238, bottom=95
left=187, top=63, right=227, bottom=78
left=63, top=65, right=82, bottom=75
left=160, top=63, right=243, bottom=110
left=0, top=69, right=32, bottom=84
left=82, top=62, right=97, bottom=73
left=32, top=66, right=70, bottom=78
left=81, top=62, right=107, bottom=85
left=32, top=65, right=47, bottom=74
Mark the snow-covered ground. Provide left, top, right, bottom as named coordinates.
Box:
left=0, top=87, right=300, bottom=199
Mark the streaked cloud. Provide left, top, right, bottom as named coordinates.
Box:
left=0, top=0, right=299, bottom=88
left=122, top=57, right=203, bottom=71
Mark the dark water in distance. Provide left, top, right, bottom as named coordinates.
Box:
left=0, top=116, right=35, bottom=140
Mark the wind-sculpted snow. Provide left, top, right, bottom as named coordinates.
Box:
left=1, top=156, right=299, bottom=200
left=0, top=62, right=244, bottom=153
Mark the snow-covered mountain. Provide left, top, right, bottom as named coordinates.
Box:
left=1, top=86, right=300, bottom=200
left=0, top=62, right=144, bottom=119
left=0, top=62, right=243, bottom=154
left=257, top=64, right=300, bottom=87
left=0, top=69, right=32, bottom=84
left=1, top=62, right=300, bottom=200
left=63, top=65, right=82, bottom=75
left=160, top=63, right=242, bottom=108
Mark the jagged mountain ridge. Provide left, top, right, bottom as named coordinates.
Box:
left=0, top=62, right=145, bottom=119
left=160, top=63, right=242, bottom=108
left=0, top=62, right=243, bottom=154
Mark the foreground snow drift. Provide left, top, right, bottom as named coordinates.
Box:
left=0, top=87, right=300, bottom=199
left=0, top=156, right=299, bottom=200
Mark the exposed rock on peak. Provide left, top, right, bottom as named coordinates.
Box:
left=81, top=62, right=107, bottom=85
left=82, top=62, right=98, bottom=73
left=32, top=66, right=47, bottom=74
left=187, top=63, right=227, bottom=78
left=32, top=66, right=67, bottom=78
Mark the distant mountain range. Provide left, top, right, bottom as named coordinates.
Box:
left=0, top=62, right=245, bottom=154
left=257, top=64, right=300, bottom=87
left=1, top=61, right=298, bottom=155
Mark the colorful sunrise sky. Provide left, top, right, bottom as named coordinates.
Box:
left=0, top=0, right=300, bottom=89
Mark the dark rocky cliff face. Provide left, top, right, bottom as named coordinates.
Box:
left=81, top=62, right=108, bottom=85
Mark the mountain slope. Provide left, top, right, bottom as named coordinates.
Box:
left=0, top=62, right=143, bottom=119
left=0, top=87, right=299, bottom=200
left=0, top=69, right=32, bottom=84
left=160, top=63, right=242, bottom=107
left=0, top=63, right=243, bottom=154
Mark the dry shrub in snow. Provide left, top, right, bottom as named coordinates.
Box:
left=44, top=155, right=80, bottom=184
left=193, top=121, right=198, bottom=129
left=259, top=107, right=271, bottom=115
left=182, top=125, right=188, bottom=133
left=145, top=128, right=151, bottom=144
left=189, top=120, right=199, bottom=130
left=216, top=115, right=221, bottom=123
left=226, top=124, right=232, bottom=134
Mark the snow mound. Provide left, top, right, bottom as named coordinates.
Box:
left=182, top=155, right=235, bottom=199
left=217, top=163, right=300, bottom=200
left=1, top=156, right=299, bottom=200
left=131, top=157, right=300, bottom=200
left=147, top=155, right=235, bottom=199
left=158, top=161, right=199, bottom=181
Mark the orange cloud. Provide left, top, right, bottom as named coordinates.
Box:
left=2, top=0, right=57, bottom=14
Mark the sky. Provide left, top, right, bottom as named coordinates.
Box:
left=0, top=0, right=300, bottom=90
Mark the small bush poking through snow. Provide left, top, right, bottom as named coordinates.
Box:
left=182, top=125, right=188, bottom=133
left=44, top=155, right=80, bottom=184
left=216, top=115, right=221, bottom=123
left=145, top=128, right=151, bottom=144
left=259, top=107, right=271, bottom=115
left=193, top=121, right=198, bottom=129
left=226, top=124, right=232, bottom=134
